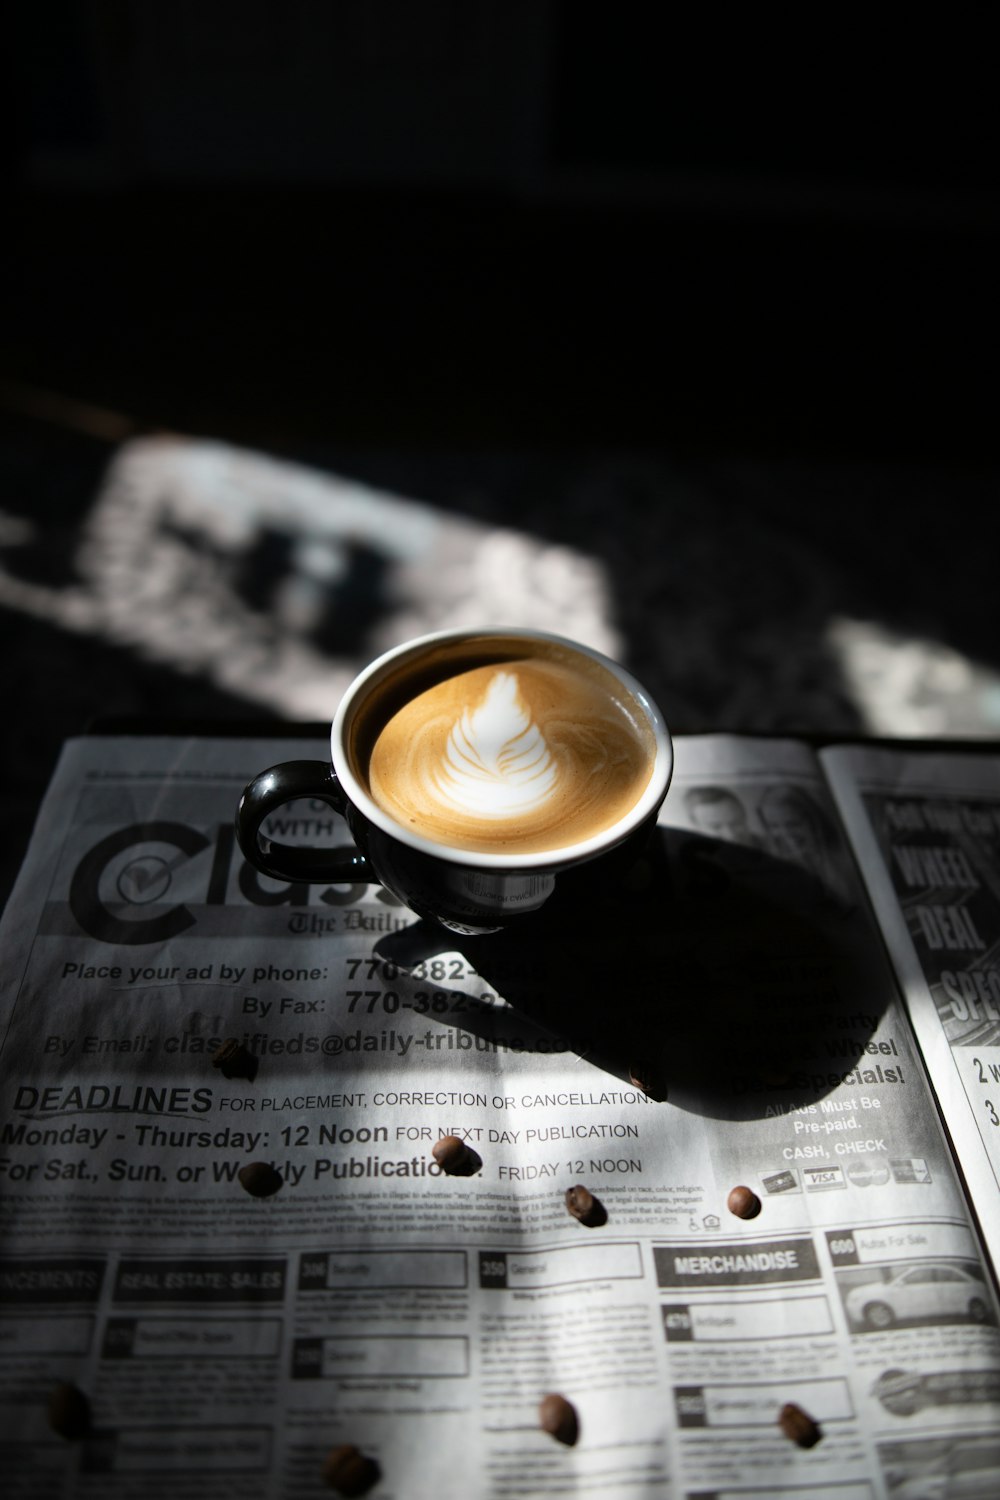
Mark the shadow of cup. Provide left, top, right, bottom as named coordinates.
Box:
left=374, top=826, right=887, bottom=1123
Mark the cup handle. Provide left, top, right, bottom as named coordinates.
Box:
left=235, top=760, right=373, bottom=885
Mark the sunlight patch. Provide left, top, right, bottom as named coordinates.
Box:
left=826, top=617, right=1000, bottom=736
left=0, top=438, right=619, bottom=719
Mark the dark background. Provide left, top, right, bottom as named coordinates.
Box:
left=2, top=3, right=998, bottom=909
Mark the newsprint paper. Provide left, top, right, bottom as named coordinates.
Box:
left=1, top=733, right=999, bottom=1499
left=821, top=749, right=1000, bottom=1303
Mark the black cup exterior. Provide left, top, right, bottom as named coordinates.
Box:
left=342, top=798, right=663, bottom=935
left=237, top=630, right=672, bottom=930
left=237, top=755, right=668, bottom=933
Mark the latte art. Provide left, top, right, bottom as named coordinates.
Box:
left=433, top=671, right=557, bottom=817
left=365, top=656, right=655, bottom=854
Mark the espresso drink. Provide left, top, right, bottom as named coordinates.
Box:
left=359, top=645, right=654, bottom=855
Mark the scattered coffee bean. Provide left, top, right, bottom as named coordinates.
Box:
left=778, top=1401, right=822, bottom=1448
left=321, top=1443, right=380, bottom=1496
left=628, top=1061, right=665, bottom=1101
left=432, top=1135, right=482, bottom=1176
left=212, top=1038, right=259, bottom=1081
left=565, top=1184, right=607, bottom=1228
left=538, top=1392, right=579, bottom=1447
left=48, top=1381, right=90, bottom=1440
left=238, top=1161, right=283, bottom=1198
left=727, top=1185, right=761, bottom=1220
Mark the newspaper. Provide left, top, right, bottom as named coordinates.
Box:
left=1, top=732, right=999, bottom=1499
left=822, top=747, right=1000, bottom=1284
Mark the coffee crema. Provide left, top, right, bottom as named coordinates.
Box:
left=363, top=656, right=654, bottom=854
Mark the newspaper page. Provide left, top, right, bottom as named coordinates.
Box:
left=1, top=733, right=999, bottom=1499
left=822, top=747, right=1000, bottom=1274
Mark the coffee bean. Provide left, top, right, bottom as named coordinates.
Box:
left=565, top=1184, right=594, bottom=1220
left=212, top=1038, right=259, bottom=1081
left=321, top=1443, right=380, bottom=1495
left=778, top=1401, right=822, bottom=1448
left=432, top=1135, right=482, bottom=1176
left=238, top=1161, right=283, bottom=1198
left=565, top=1184, right=607, bottom=1228
left=727, top=1185, right=761, bottom=1220
left=48, top=1381, right=90, bottom=1440
left=760, top=1056, right=794, bottom=1087
left=628, top=1061, right=665, bottom=1101
left=539, top=1392, right=579, bottom=1447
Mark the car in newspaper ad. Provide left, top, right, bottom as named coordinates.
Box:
left=842, top=1261, right=992, bottom=1332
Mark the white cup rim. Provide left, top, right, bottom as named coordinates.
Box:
left=331, top=627, right=672, bottom=870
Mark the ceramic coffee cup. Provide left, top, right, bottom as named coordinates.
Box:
left=236, top=628, right=672, bottom=933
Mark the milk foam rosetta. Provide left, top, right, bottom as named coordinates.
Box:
left=436, top=671, right=557, bottom=816
left=365, top=657, right=654, bottom=853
